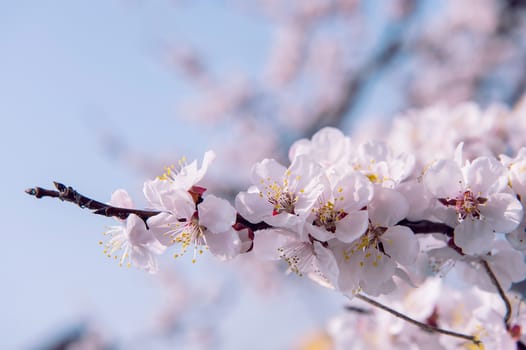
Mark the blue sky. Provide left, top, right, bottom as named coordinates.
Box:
left=1, top=1, right=344, bottom=349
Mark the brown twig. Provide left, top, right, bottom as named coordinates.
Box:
left=481, top=259, right=512, bottom=329
left=355, top=293, right=481, bottom=346
left=25, top=182, right=161, bottom=224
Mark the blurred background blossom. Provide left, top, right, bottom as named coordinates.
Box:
left=3, top=0, right=526, bottom=348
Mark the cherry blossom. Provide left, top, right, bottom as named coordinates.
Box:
left=235, top=155, right=324, bottom=233
left=424, top=154, right=523, bottom=255
left=100, top=189, right=165, bottom=272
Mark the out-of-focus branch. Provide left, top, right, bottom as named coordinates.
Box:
left=355, top=293, right=482, bottom=346
left=303, top=2, right=417, bottom=137
left=481, top=259, right=512, bottom=329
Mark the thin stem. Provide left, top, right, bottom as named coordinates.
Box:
left=481, top=259, right=512, bottom=329
left=355, top=293, right=481, bottom=346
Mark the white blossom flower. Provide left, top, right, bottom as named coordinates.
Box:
left=330, top=187, right=419, bottom=296
left=147, top=194, right=240, bottom=262
left=101, top=189, right=165, bottom=273
left=501, top=147, right=526, bottom=202
left=456, top=240, right=526, bottom=293
left=424, top=155, right=523, bottom=255
left=235, top=155, right=324, bottom=233
left=252, top=227, right=337, bottom=285
left=305, top=172, right=373, bottom=243
left=351, top=141, right=415, bottom=188
left=288, top=127, right=352, bottom=174
left=143, top=151, right=215, bottom=211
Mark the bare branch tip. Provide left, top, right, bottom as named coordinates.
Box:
left=25, top=188, right=37, bottom=196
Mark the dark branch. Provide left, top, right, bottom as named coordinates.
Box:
left=26, top=182, right=161, bottom=224
left=355, top=293, right=481, bottom=346
left=397, top=219, right=454, bottom=237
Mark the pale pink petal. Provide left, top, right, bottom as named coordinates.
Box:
left=480, top=193, right=523, bottom=233
left=507, top=223, right=526, bottom=251
left=252, top=228, right=295, bottom=260
left=288, top=138, right=310, bottom=161
left=368, top=187, right=409, bottom=227
left=381, top=225, right=419, bottom=266
left=110, top=189, right=133, bottom=208
left=335, top=210, right=368, bottom=243
left=454, top=220, right=495, bottom=255
left=312, top=241, right=339, bottom=288
left=251, top=158, right=287, bottom=184
left=336, top=172, right=373, bottom=211
left=126, top=214, right=153, bottom=245
left=204, top=228, right=240, bottom=260
left=307, top=223, right=336, bottom=242
left=424, top=159, right=464, bottom=198
left=146, top=212, right=178, bottom=246
left=360, top=247, right=396, bottom=296
left=235, top=190, right=272, bottom=224
left=466, top=157, right=507, bottom=196
left=173, top=150, right=216, bottom=189
left=198, top=195, right=236, bottom=234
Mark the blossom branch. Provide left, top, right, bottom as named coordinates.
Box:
left=481, top=259, right=512, bottom=329
left=26, top=183, right=458, bottom=238
left=25, top=182, right=161, bottom=223
left=355, top=293, right=481, bottom=346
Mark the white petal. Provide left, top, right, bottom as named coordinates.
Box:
left=126, top=214, right=153, bottom=245
left=381, top=225, right=419, bottom=266
left=368, top=187, right=409, bottom=227
left=235, top=191, right=271, bottom=224
left=454, top=220, right=495, bottom=255
left=289, top=155, right=323, bottom=193
left=481, top=193, right=523, bottom=233
left=110, top=189, right=133, bottom=208
left=146, top=212, right=179, bottom=246
left=360, top=247, right=396, bottom=296
left=306, top=223, right=335, bottom=242
left=509, top=159, right=526, bottom=197
left=335, top=172, right=373, bottom=210
left=198, top=195, right=236, bottom=234
left=251, top=158, right=287, bottom=184
left=312, top=241, right=339, bottom=288
left=465, top=157, right=507, bottom=196
left=424, top=159, right=464, bottom=198
left=335, top=210, right=368, bottom=243
left=174, top=150, right=216, bottom=189
left=252, top=228, right=295, bottom=260
left=204, top=228, right=240, bottom=260
left=506, top=224, right=526, bottom=251
left=288, top=138, right=310, bottom=162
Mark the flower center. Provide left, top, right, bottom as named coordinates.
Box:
left=312, top=200, right=348, bottom=233
left=343, top=222, right=388, bottom=267
left=164, top=212, right=206, bottom=263
left=259, top=173, right=302, bottom=215
left=438, top=190, right=487, bottom=221
left=277, top=242, right=315, bottom=276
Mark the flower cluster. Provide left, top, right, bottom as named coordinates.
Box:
left=327, top=277, right=526, bottom=349
left=94, top=102, right=526, bottom=347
